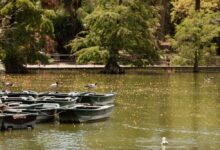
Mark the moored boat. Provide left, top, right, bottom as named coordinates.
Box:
left=31, top=103, right=60, bottom=123
left=2, top=112, right=38, bottom=130
left=58, top=104, right=114, bottom=123
left=0, top=114, right=4, bottom=130
left=38, top=92, right=116, bottom=105
left=0, top=96, right=36, bottom=104
left=77, top=93, right=116, bottom=105
left=38, top=92, right=72, bottom=98
left=1, top=90, right=38, bottom=98
left=37, top=97, right=78, bottom=106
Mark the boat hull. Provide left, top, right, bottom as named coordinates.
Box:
left=0, top=114, right=4, bottom=130
left=35, top=109, right=57, bottom=123
left=3, top=113, right=37, bottom=130
left=36, top=100, right=76, bottom=107
left=37, top=97, right=78, bottom=107
left=78, top=93, right=116, bottom=105
left=58, top=105, right=114, bottom=123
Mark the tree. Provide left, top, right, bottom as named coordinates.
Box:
left=68, top=0, right=159, bottom=74
left=171, top=11, right=220, bottom=70
left=194, top=0, right=200, bottom=72
left=195, top=0, right=200, bottom=11
left=171, top=0, right=220, bottom=24
left=171, top=0, right=220, bottom=72
left=52, top=0, right=83, bottom=54
left=0, top=0, right=54, bottom=73
left=159, top=0, right=174, bottom=40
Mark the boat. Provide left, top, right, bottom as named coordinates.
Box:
left=58, top=104, right=114, bottom=123
left=2, top=111, right=38, bottom=130
left=37, top=91, right=116, bottom=105
left=10, top=103, right=44, bottom=109
left=1, top=90, right=38, bottom=98
left=77, top=93, right=116, bottom=105
left=29, top=103, right=60, bottom=123
left=38, top=91, right=88, bottom=98
left=0, top=96, right=37, bottom=104
left=0, top=114, right=4, bottom=130
left=38, top=92, right=73, bottom=98
left=37, top=97, right=78, bottom=106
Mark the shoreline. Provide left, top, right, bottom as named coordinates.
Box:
left=1, top=63, right=220, bottom=73
left=26, top=63, right=220, bottom=73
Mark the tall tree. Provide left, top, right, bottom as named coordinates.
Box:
left=0, top=0, right=54, bottom=73
left=171, top=0, right=220, bottom=24
left=53, top=0, right=83, bottom=54
left=193, top=0, right=201, bottom=73
left=68, top=0, right=159, bottom=74
left=159, top=0, right=173, bottom=40
left=195, top=0, right=200, bottom=11
left=171, top=11, right=220, bottom=69
left=193, top=0, right=200, bottom=72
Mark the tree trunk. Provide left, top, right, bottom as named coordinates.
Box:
left=159, top=0, right=169, bottom=41
left=215, top=37, right=220, bottom=55
left=193, top=50, right=199, bottom=73
left=119, top=0, right=122, bottom=5
left=3, top=49, right=27, bottom=74
left=195, top=0, right=200, bottom=11
left=101, top=50, right=124, bottom=74
left=3, top=0, right=28, bottom=74
left=193, top=0, right=200, bottom=73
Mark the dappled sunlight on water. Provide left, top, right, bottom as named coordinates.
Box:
left=0, top=71, right=219, bottom=149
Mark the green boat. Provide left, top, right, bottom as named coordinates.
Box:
left=0, top=96, right=37, bottom=104
left=77, top=93, right=116, bottom=105
left=25, top=103, right=60, bottom=123
left=37, top=97, right=78, bottom=106
left=2, top=112, right=38, bottom=130
left=38, top=92, right=116, bottom=105
left=3, top=90, right=38, bottom=98
left=0, top=114, right=4, bottom=130
left=58, top=104, right=114, bottom=123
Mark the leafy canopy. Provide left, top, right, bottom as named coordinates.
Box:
left=172, top=11, right=220, bottom=66
left=0, top=0, right=55, bottom=64
left=0, top=0, right=55, bottom=73
left=171, top=0, right=220, bottom=24
left=68, top=0, right=159, bottom=65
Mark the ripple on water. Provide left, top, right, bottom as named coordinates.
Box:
left=123, top=124, right=220, bottom=136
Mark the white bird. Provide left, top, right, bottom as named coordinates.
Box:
left=84, top=83, right=97, bottom=90
left=50, top=82, right=59, bottom=92
left=1, top=81, right=14, bottom=91
left=204, top=76, right=214, bottom=83
left=161, top=137, right=168, bottom=146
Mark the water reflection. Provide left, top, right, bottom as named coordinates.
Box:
left=0, top=72, right=219, bottom=150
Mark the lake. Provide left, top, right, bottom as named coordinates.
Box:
left=0, top=70, right=219, bottom=150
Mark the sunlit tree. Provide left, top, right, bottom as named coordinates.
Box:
left=171, top=11, right=220, bottom=72
left=171, top=0, right=220, bottom=24
left=0, top=0, right=54, bottom=73
left=68, top=0, right=159, bottom=74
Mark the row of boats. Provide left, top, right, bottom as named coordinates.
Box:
left=0, top=90, right=116, bottom=131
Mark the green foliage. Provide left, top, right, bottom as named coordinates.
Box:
left=53, top=12, right=82, bottom=54
left=75, top=46, right=109, bottom=64
left=171, top=11, right=220, bottom=66
left=0, top=0, right=54, bottom=73
left=26, top=49, right=49, bottom=64
left=171, top=0, right=220, bottom=24
left=68, top=0, right=159, bottom=66
left=3, top=47, right=27, bottom=73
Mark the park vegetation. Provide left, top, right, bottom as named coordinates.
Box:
left=0, top=0, right=220, bottom=73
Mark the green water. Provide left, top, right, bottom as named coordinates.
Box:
left=0, top=71, right=219, bottom=150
